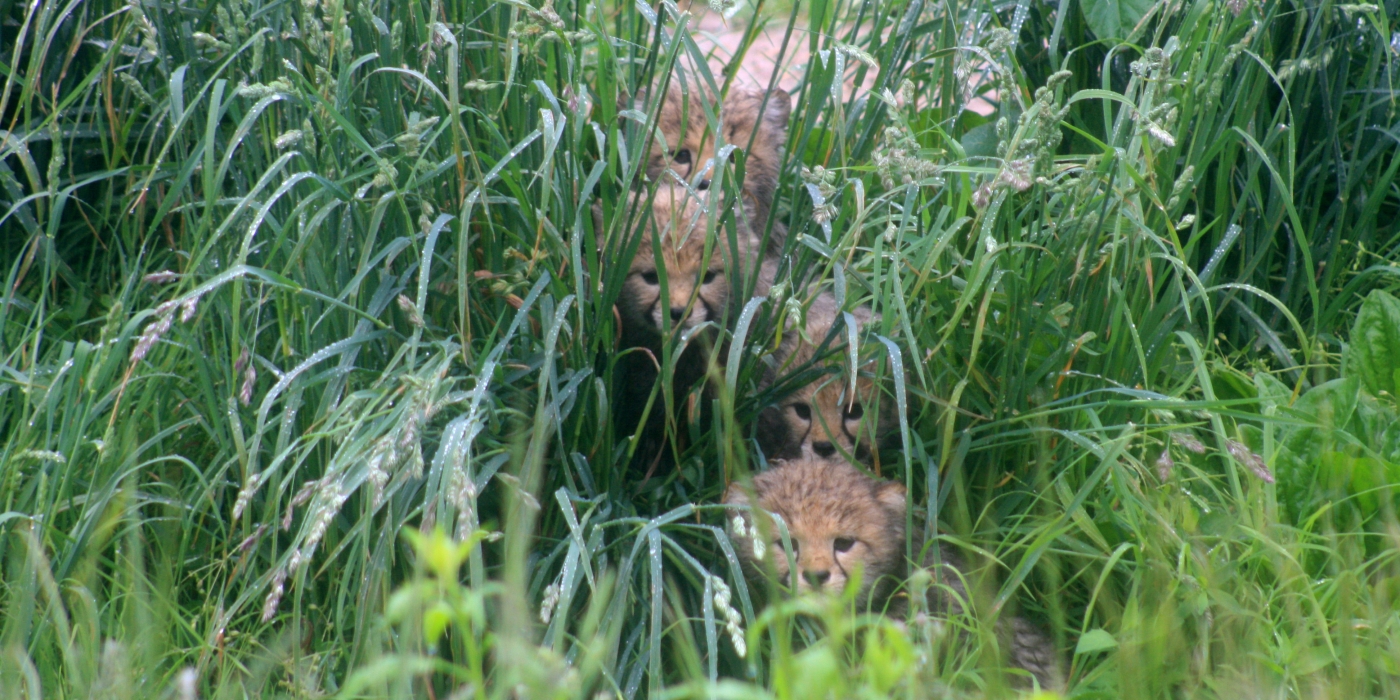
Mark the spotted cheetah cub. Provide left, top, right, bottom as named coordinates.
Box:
left=600, top=184, right=768, bottom=343
left=595, top=184, right=773, bottom=469
left=724, top=456, right=1063, bottom=690
left=631, top=81, right=791, bottom=241
left=757, top=293, right=898, bottom=461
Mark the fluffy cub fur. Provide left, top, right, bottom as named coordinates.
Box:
left=595, top=184, right=772, bottom=471
left=757, top=293, right=898, bottom=461
left=631, top=81, right=791, bottom=242
left=724, top=456, right=1063, bottom=690
left=603, top=185, right=766, bottom=341
left=725, top=454, right=909, bottom=611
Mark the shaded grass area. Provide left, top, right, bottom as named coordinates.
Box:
left=2, top=0, right=1400, bottom=696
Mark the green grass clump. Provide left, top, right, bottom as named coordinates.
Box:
left=2, top=0, right=1400, bottom=696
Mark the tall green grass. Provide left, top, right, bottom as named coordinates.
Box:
left=2, top=0, right=1399, bottom=696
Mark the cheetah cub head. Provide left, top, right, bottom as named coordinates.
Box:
left=760, top=297, right=899, bottom=461
left=632, top=82, right=790, bottom=212
left=597, top=185, right=762, bottom=338
left=725, top=455, right=908, bottom=611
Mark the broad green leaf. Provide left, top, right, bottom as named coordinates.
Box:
left=1254, top=371, right=1291, bottom=414
left=960, top=121, right=1000, bottom=159
left=1291, top=645, right=1335, bottom=676
left=1275, top=378, right=1359, bottom=517
left=792, top=645, right=846, bottom=698
left=424, top=601, right=453, bottom=646
left=1081, top=0, right=1154, bottom=41
left=1346, top=290, right=1400, bottom=398
left=404, top=526, right=471, bottom=581
left=1283, top=377, right=1360, bottom=451
left=1075, top=628, right=1118, bottom=654
left=860, top=625, right=915, bottom=692
left=1317, top=450, right=1384, bottom=516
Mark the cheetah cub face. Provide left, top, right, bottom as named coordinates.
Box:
left=638, top=83, right=717, bottom=189
left=725, top=457, right=1065, bottom=690
left=778, top=367, right=891, bottom=461
left=762, top=297, right=899, bottom=461
left=601, top=186, right=762, bottom=337
left=635, top=82, right=790, bottom=211
left=725, top=456, right=907, bottom=610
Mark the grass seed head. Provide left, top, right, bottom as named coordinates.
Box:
left=240, top=364, right=256, bottom=406
left=179, top=295, right=201, bottom=323
left=1226, top=440, right=1274, bottom=483
left=118, top=73, right=156, bottom=105
left=711, top=576, right=746, bottom=657
left=174, top=668, right=197, bottom=700
left=144, top=270, right=179, bottom=284
left=540, top=581, right=562, bottom=623
left=274, top=130, right=304, bottom=150
left=19, top=449, right=66, bottom=464
left=1171, top=431, right=1207, bottom=454
left=262, top=568, right=287, bottom=622
left=130, top=312, right=173, bottom=365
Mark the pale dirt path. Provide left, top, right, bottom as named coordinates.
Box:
left=678, top=7, right=994, bottom=116
left=674, top=4, right=878, bottom=97
left=689, top=10, right=814, bottom=94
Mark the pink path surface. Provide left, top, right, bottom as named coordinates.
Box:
left=689, top=10, right=814, bottom=93
left=677, top=5, right=995, bottom=115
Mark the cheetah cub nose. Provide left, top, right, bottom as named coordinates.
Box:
left=812, top=441, right=836, bottom=458
left=669, top=306, right=687, bottom=322
left=803, top=569, right=831, bottom=587
left=697, top=179, right=711, bottom=191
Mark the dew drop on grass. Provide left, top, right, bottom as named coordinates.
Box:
left=1009, top=0, right=1029, bottom=37
left=1199, top=224, right=1241, bottom=284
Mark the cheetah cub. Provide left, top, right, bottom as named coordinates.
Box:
left=595, top=184, right=774, bottom=469
left=600, top=184, right=769, bottom=343
left=631, top=81, right=791, bottom=242
left=724, top=456, right=1063, bottom=691
left=757, top=293, right=898, bottom=462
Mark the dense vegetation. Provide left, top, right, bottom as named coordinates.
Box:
left=2, top=0, right=1400, bottom=695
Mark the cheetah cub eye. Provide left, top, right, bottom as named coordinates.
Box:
left=673, top=149, right=692, bottom=165
left=833, top=537, right=857, bottom=553
left=640, top=270, right=659, bottom=285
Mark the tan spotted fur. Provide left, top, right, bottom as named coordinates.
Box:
left=632, top=81, right=790, bottom=242
left=758, top=294, right=898, bottom=461
left=724, top=455, right=908, bottom=610
left=724, top=456, right=1063, bottom=691
left=599, top=185, right=765, bottom=339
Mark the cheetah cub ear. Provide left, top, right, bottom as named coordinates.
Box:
left=874, top=480, right=907, bottom=516
left=721, top=86, right=792, bottom=146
